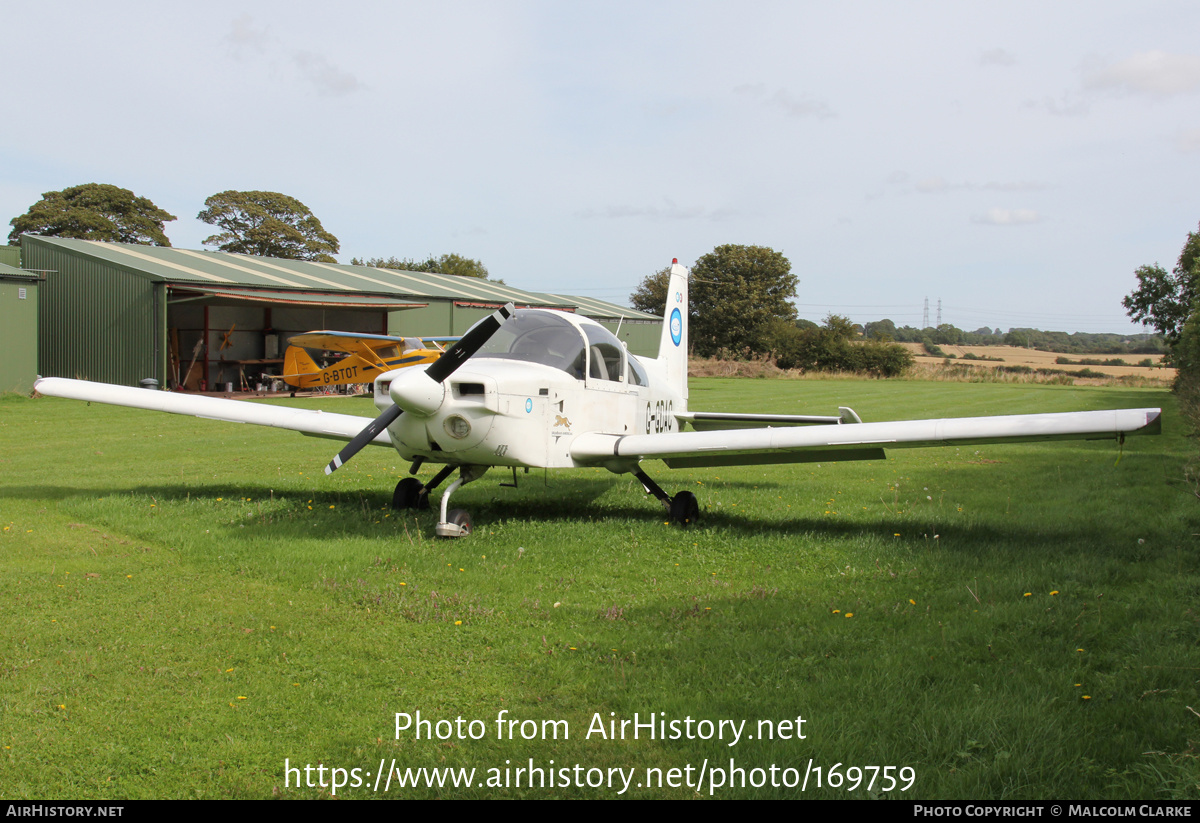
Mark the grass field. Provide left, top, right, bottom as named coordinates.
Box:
left=1, top=378, right=1195, bottom=799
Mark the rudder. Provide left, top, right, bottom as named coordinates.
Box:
left=656, top=259, right=689, bottom=401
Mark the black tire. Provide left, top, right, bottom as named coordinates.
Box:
left=446, top=508, right=472, bottom=535
left=669, top=491, right=699, bottom=526
left=392, top=477, right=428, bottom=510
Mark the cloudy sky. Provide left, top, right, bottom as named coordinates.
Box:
left=4, top=1, right=1199, bottom=333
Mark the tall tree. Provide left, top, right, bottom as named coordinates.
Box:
left=351, top=253, right=493, bottom=280
left=864, top=318, right=897, bottom=340
left=8, top=183, right=176, bottom=246
left=630, top=244, right=798, bottom=357
left=629, top=265, right=671, bottom=313
left=1123, top=221, right=1200, bottom=348
left=198, top=191, right=339, bottom=262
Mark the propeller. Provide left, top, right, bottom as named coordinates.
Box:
left=324, top=302, right=514, bottom=475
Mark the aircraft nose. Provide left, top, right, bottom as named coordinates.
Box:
left=388, top=367, right=446, bottom=416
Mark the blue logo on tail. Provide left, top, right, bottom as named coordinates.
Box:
left=669, top=308, right=682, bottom=347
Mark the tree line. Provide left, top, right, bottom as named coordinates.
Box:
left=6, top=183, right=491, bottom=278
left=863, top=320, right=1163, bottom=356
left=629, top=244, right=912, bottom=377
left=14, top=182, right=1180, bottom=380
left=1125, top=220, right=1200, bottom=435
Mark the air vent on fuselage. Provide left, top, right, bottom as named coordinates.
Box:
left=454, top=382, right=486, bottom=397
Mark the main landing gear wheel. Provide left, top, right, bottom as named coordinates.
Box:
left=669, top=491, right=699, bottom=526
left=392, top=477, right=430, bottom=511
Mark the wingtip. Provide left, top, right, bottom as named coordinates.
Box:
left=1145, top=409, right=1163, bottom=435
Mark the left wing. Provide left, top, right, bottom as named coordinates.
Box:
left=34, top=378, right=389, bottom=445
left=571, top=408, right=1162, bottom=469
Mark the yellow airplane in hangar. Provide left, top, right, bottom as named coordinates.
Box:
left=282, top=331, right=460, bottom=389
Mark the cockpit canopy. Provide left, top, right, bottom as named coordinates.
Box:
left=474, top=310, right=642, bottom=384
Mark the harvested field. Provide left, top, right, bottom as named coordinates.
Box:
left=900, top=343, right=1173, bottom=380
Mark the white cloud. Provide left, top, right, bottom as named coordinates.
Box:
left=1176, top=128, right=1200, bottom=153
left=972, top=208, right=1042, bottom=226
left=732, top=83, right=767, bottom=97
left=734, top=84, right=834, bottom=118
left=224, top=13, right=363, bottom=96
left=1022, top=93, right=1090, bottom=118
left=575, top=200, right=730, bottom=221
left=769, top=89, right=835, bottom=119
left=1084, top=50, right=1200, bottom=96
left=292, top=51, right=365, bottom=96
left=226, top=13, right=268, bottom=56
left=911, top=177, right=1048, bottom=194
left=980, top=48, right=1016, bottom=67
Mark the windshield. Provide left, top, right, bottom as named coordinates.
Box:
left=474, top=311, right=587, bottom=378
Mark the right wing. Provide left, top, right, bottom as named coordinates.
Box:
left=34, top=378, right=390, bottom=446
left=572, top=407, right=1162, bottom=469
left=677, top=407, right=862, bottom=430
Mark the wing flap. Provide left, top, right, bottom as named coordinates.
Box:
left=664, top=448, right=887, bottom=469
left=572, top=408, right=1162, bottom=467
left=34, top=378, right=389, bottom=446
left=678, top=411, right=844, bottom=430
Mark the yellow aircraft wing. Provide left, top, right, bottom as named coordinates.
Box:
left=281, top=331, right=459, bottom=389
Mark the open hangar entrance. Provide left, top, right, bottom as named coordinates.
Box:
left=166, top=286, right=424, bottom=391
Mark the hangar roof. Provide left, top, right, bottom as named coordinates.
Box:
left=168, top=285, right=426, bottom=310
left=537, top=292, right=657, bottom=320
left=24, top=236, right=658, bottom=320
left=0, top=261, right=39, bottom=280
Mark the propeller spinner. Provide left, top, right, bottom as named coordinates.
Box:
left=324, top=303, right=514, bottom=475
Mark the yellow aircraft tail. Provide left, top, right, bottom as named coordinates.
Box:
left=283, top=346, right=321, bottom=388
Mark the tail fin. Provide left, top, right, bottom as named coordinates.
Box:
left=282, top=346, right=320, bottom=387
left=656, top=258, right=689, bottom=401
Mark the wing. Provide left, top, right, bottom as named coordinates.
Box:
left=287, top=331, right=461, bottom=353
left=34, top=378, right=390, bottom=446
left=571, top=408, right=1162, bottom=469
left=287, top=330, right=409, bottom=353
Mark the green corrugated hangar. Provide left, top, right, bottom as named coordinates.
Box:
left=0, top=260, right=40, bottom=394
left=20, top=236, right=660, bottom=390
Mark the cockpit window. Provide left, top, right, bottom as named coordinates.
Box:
left=475, top=311, right=587, bottom=378
left=627, top=356, right=648, bottom=387
left=583, top=324, right=625, bottom=382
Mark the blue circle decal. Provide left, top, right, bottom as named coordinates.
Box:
left=525, top=398, right=533, bottom=413
left=669, top=308, right=682, bottom=347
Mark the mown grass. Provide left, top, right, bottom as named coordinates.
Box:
left=0, top=379, right=1195, bottom=799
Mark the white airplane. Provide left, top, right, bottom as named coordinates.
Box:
left=35, top=260, right=1162, bottom=537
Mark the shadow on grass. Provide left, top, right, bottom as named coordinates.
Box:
left=4, top=468, right=1183, bottom=560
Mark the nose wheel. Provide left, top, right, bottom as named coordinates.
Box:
left=435, top=466, right=488, bottom=538
left=444, top=509, right=472, bottom=537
